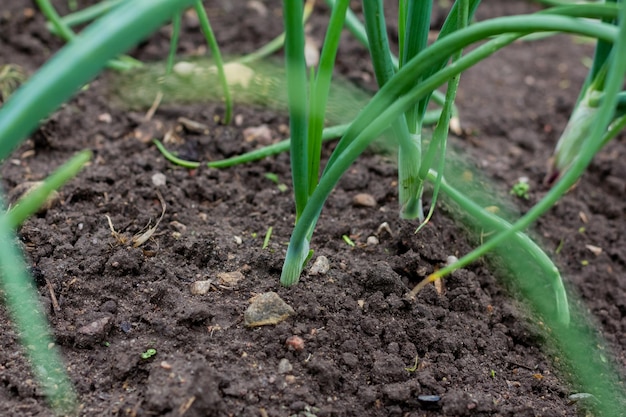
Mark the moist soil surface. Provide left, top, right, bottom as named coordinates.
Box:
left=1, top=1, right=625, bottom=416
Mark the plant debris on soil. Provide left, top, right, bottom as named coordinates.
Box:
left=1, top=1, right=625, bottom=416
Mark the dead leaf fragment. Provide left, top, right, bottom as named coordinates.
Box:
left=178, top=117, right=209, bottom=134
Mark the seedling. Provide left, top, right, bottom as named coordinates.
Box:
left=140, top=348, right=157, bottom=359
left=264, top=172, right=288, bottom=193
left=262, top=227, right=273, bottom=250
left=342, top=234, right=356, bottom=247
left=510, top=178, right=530, bottom=200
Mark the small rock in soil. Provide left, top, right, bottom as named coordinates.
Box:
left=244, top=292, right=295, bottom=327
left=285, top=335, right=305, bottom=351
left=151, top=172, right=166, bottom=187
left=99, top=300, right=118, bottom=314
left=190, top=279, right=213, bottom=295
left=217, top=270, right=244, bottom=287
left=309, top=255, right=330, bottom=275
left=243, top=124, right=273, bottom=145
left=417, top=395, right=441, bottom=410
left=76, top=313, right=113, bottom=347
left=352, top=193, right=377, bottom=207
left=169, top=220, right=187, bottom=233
left=278, top=358, right=293, bottom=374
left=119, top=321, right=132, bottom=333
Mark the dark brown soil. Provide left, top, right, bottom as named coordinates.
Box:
left=1, top=1, right=625, bottom=416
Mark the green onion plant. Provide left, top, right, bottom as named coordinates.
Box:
left=277, top=1, right=625, bottom=414
left=1, top=0, right=625, bottom=414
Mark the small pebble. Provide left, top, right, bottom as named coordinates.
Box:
left=120, top=321, right=132, bottom=333
left=190, top=280, right=213, bottom=295
left=352, top=193, right=376, bottom=208
left=75, top=314, right=114, bottom=347
left=169, top=221, right=187, bottom=233
left=247, top=0, right=268, bottom=16
left=218, top=271, right=244, bottom=286
left=418, top=395, right=442, bottom=409
left=244, top=292, right=295, bottom=327
left=77, top=316, right=112, bottom=336
left=445, top=255, right=459, bottom=267
left=366, top=236, right=379, bottom=246
left=309, top=255, right=330, bottom=276
left=243, top=124, right=273, bottom=145
left=151, top=172, right=167, bottom=187
left=278, top=358, right=293, bottom=374
left=98, top=113, right=112, bottom=123
left=285, top=335, right=305, bottom=351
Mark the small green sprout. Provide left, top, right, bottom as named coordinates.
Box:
left=490, top=369, right=496, bottom=378
left=342, top=234, right=355, bottom=247
left=510, top=178, right=530, bottom=200
left=262, top=226, right=273, bottom=249
left=140, top=348, right=157, bottom=359
left=555, top=239, right=565, bottom=255
left=264, top=172, right=288, bottom=192
left=264, top=172, right=279, bottom=183
left=581, top=260, right=589, bottom=266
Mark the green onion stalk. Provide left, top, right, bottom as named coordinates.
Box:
left=280, top=0, right=350, bottom=282
left=547, top=0, right=623, bottom=184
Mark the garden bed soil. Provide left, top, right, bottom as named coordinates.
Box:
left=1, top=1, right=625, bottom=416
